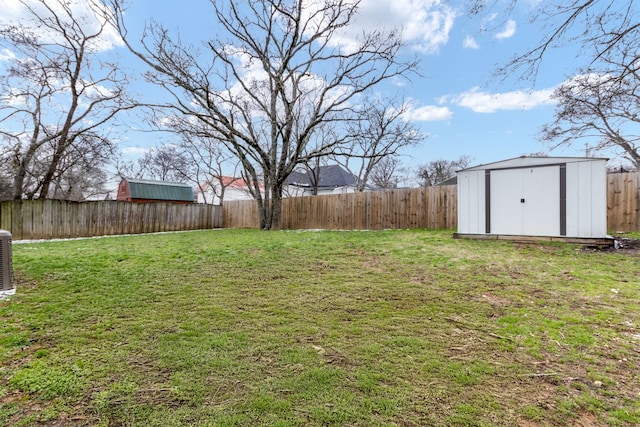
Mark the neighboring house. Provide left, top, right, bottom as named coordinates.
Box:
left=284, top=164, right=368, bottom=197
left=117, top=178, right=196, bottom=204
left=197, top=176, right=259, bottom=205
left=436, top=176, right=457, bottom=186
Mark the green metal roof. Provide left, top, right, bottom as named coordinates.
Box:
left=126, top=178, right=195, bottom=202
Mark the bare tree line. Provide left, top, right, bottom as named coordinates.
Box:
left=0, top=0, right=137, bottom=201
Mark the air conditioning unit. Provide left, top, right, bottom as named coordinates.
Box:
left=0, top=229, right=12, bottom=292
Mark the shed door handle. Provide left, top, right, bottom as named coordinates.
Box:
left=520, top=198, right=525, bottom=203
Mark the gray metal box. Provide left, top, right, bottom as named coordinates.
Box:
left=0, top=229, right=12, bottom=291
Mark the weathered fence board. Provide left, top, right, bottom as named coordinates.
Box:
left=607, top=172, right=640, bottom=233
left=224, top=186, right=458, bottom=230
left=223, top=199, right=260, bottom=229
left=0, top=200, right=222, bottom=240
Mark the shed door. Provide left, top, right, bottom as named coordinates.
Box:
left=490, top=166, right=560, bottom=236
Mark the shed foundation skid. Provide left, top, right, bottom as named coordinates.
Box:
left=453, top=233, right=615, bottom=247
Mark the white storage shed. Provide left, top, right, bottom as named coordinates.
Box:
left=455, top=156, right=612, bottom=244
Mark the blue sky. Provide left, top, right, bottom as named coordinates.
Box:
left=1, top=0, right=625, bottom=179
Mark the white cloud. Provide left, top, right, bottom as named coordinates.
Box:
left=304, top=0, right=457, bottom=54
left=463, top=35, right=479, bottom=49
left=404, top=104, right=453, bottom=121
left=79, top=80, right=115, bottom=99
left=121, top=146, right=150, bottom=156
left=0, top=48, right=15, bottom=61
left=448, top=86, right=555, bottom=113
left=398, top=0, right=457, bottom=53
left=495, top=19, right=516, bottom=39
left=3, top=88, right=27, bottom=107
left=0, top=0, right=123, bottom=52
left=561, top=72, right=614, bottom=91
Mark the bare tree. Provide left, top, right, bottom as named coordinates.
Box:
left=114, top=155, right=147, bottom=181
left=336, top=98, right=423, bottom=191
left=470, top=2, right=639, bottom=164
left=295, top=124, right=340, bottom=196
left=1, top=127, right=114, bottom=200
left=48, top=152, right=110, bottom=201
left=0, top=0, right=136, bottom=200
left=39, top=132, right=113, bottom=200
left=181, top=141, right=243, bottom=205
left=141, top=144, right=190, bottom=182
left=115, top=144, right=190, bottom=180
left=370, top=156, right=401, bottom=189
left=0, top=169, right=12, bottom=201
left=111, top=0, right=416, bottom=229
left=470, top=1, right=639, bottom=83
left=540, top=70, right=640, bottom=168
left=300, top=158, right=322, bottom=196
left=159, top=116, right=245, bottom=204
left=417, top=155, right=472, bottom=187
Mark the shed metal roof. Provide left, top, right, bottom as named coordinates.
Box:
left=125, top=178, right=195, bottom=201
left=458, top=156, right=608, bottom=172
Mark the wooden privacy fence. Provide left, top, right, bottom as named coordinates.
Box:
left=224, top=186, right=457, bottom=230
left=0, top=200, right=222, bottom=240
left=607, top=171, right=640, bottom=232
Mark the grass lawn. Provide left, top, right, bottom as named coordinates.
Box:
left=1, top=229, right=639, bottom=426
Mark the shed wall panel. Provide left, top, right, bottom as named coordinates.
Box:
left=522, top=166, right=560, bottom=236
left=490, top=168, right=525, bottom=235
left=457, top=170, right=485, bottom=234
left=566, top=160, right=607, bottom=237
left=490, top=166, right=560, bottom=236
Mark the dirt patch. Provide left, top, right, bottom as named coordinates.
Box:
left=582, top=236, right=640, bottom=255
left=613, top=236, right=640, bottom=254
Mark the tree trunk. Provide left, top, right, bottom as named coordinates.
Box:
left=270, top=189, right=282, bottom=230
left=258, top=182, right=283, bottom=230
left=13, top=128, right=41, bottom=200
left=13, top=154, right=34, bottom=200
left=38, top=149, right=64, bottom=199
left=12, top=165, right=26, bottom=200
